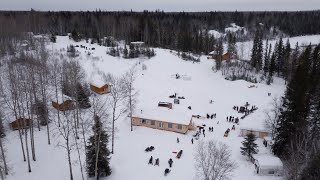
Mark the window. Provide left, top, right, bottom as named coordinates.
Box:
left=168, top=123, right=173, bottom=128
left=141, top=119, right=147, bottom=124
left=268, top=170, right=275, bottom=174
left=150, top=120, right=155, bottom=126
left=177, top=125, right=182, bottom=130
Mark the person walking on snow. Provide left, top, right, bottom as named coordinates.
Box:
left=149, top=156, right=153, bottom=165
left=177, top=137, right=180, bottom=143
left=191, top=138, right=193, bottom=144
left=154, top=158, right=159, bottom=166
left=168, top=158, right=173, bottom=168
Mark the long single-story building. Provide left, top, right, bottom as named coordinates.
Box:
left=239, top=128, right=271, bottom=139
left=253, top=154, right=283, bottom=176
left=131, top=107, right=195, bottom=134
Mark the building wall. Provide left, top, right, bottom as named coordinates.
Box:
left=132, top=117, right=189, bottom=134
left=258, top=167, right=283, bottom=176
left=240, top=129, right=270, bottom=139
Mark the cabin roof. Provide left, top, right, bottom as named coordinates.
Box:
left=133, top=106, right=193, bottom=125
left=254, top=154, right=283, bottom=169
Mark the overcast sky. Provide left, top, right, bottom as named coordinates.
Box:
left=1, top=0, right=320, bottom=11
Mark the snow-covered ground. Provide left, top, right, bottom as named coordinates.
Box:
left=4, top=34, right=319, bottom=180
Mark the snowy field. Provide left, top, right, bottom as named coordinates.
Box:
left=5, top=34, right=320, bottom=180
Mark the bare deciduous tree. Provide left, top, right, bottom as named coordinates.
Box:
left=194, top=140, right=237, bottom=180
left=104, top=73, right=127, bottom=154
left=264, top=96, right=282, bottom=139
left=123, top=67, right=138, bottom=131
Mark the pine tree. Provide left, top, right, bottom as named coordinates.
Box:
left=215, top=39, right=224, bottom=70
left=269, top=53, right=276, bottom=77
left=123, top=46, right=128, bottom=58
left=86, top=115, right=112, bottom=179
left=240, top=133, right=259, bottom=158
left=273, top=46, right=312, bottom=158
left=276, top=37, right=284, bottom=76
left=76, top=83, right=91, bottom=109
left=251, top=30, right=263, bottom=72
left=250, top=31, right=259, bottom=68
left=283, top=39, right=291, bottom=82
left=263, top=41, right=271, bottom=75
left=300, top=153, right=320, bottom=180
left=227, top=34, right=237, bottom=58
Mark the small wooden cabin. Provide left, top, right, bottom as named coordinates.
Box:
left=210, top=52, right=233, bottom=61
left=240, top=128, right=271, bottom=139
left=10, top=118, right=32, bottom=130
left=90, top=84, right=111, bottom=94
left=158, top=102, right=173, bottom=109
left=52, top=100, right=75, bottom=111
left=131, top=116, right=193, bottom=134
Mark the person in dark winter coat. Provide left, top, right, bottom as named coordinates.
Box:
left=210, top=114, right=213, bottom=119
left=149, top=156, right=153, bottom=165
left=188, top=106, right=192, bottom=110
left=207, top=114, right=210, bottom=119
left=232, top=125, right=235, bottom=130
left=168, top=158, right=173, bottom=167
left=191, top=138, right=194, bottom=144
left=177, top=137, right=180, bottom=143
left=154, top=158, right=159, bottom=166
left=164, top=168, right=171, bottom=176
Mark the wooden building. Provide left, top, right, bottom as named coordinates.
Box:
left=131, top=107, right=194, bottom=134
left=52, top=100, right=75, bottom=111
left=90, top=84, right=111, bottom=94
left=209, top=52, right=233, bottom=61
left=131, top=116, right=193, bottom=134
left=240, top=128, right=271, bottom=139
left=10, top=118, right=32, bottom=130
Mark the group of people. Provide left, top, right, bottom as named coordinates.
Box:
left=226, top=116, right=239, bottom=124
left=233, top=106, right=240, bottom=111
left=148, top=156, right=174, bottom=176
left=148, top=156, right=160, bottom=166
left=208, top=127, right=214, bottom=132
left=206, top=113, right=216, bottom=119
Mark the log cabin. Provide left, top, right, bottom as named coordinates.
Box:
left=90, top=84, right=111, bottom=94
left=52, top=100, right=75, bottom=111
left=10, top=118, right=32, bottom=130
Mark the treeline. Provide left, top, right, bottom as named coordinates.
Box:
left=271, top=44, right=320, bottom=179
left=0, top=10, right=320, bottom=54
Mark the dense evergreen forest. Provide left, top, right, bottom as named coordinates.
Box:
left=0, top=10, right=320, bottom=53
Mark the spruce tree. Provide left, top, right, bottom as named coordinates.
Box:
left=76, top=83, right=91, bottom=109
left=283, top=39, right=291, bottom=82
left=276, top=37, right=284, bottom=76
left=86, top=115, right=111, bottom=179
left=250, top=31, right=259, bottom=68
left=300, top=153, right=320, bottom=180
left=273, top=46, right=312, bottom=158
left=215, top=39, right=224, bottom=70
left=240, top=133, right=259, bottom=158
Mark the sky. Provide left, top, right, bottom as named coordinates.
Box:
left=1, top=0, right=320, bottom=11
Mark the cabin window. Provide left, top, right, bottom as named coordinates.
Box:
left=268, top=170, right=275, bottom=174
left=141, top=119, right=147, bottom=124
left=168, top=123, right=173, bottom=128
left=158, top=122, right=163, bottom=128
left=177, top=125, right=182, bottom=130
left=150, top=120, right=155, bottom=125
